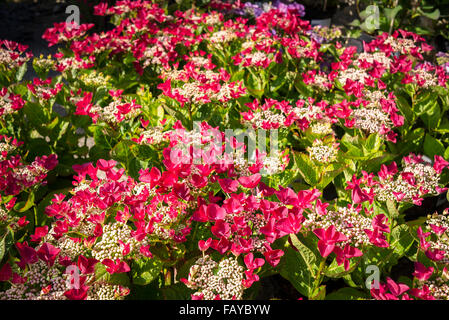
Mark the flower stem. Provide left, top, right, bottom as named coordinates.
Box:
left=314, top=257, right=327, bottom=290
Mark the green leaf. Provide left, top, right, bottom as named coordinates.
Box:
left=133, top=144, right=159, bottom=161
left=65, top=231, right=88, bottom=239
left=160, top=283, right=191, bottom=300
left=384, top=6, right=402, bottom=23
left=25, top=138, right=52, bottom=160
left=349, top=19, right=361, bottom=27
left=399, top=127, right=425, bottom=156
left=92, top=87, right=109, bottom=104
left=445, top=146, right=449, bottom=160
left=245, top=70, right=265, bottom=98
left=325, top=257, right=359, bottom=278
left=269, top=71, right=287, bottom=93
left=95, top=263, right=130, bottom=286
left=131, top=258, right=163, bottom=286
left=13, top=192, right=35, bottom=213
left=93, top=126, right=113, bottom=150
left=0, top=228, right=14, bottom=262
left=437, top=118, right=449, bottom=134
left=390, top=224, right=415, bottom=257
left=325, top=287, right=369, bottom=300
left=386, top=199, right=400, bottom=219
left=317, top=163, right=346, bottom=190
left=280, top=234, right=320, bottom=297
left=111, top=140, right=133, bottom=164
left=364, top=133, right=382, bottom=155
left=294, top=77, right=314, bottom=97
left=0, top=234, right=5, bottom=262
left=23, top=102, right=49, bottom=133
left=420, top=103, right=441, bottom=130
left=310, top=285, right=326, bottom=300
left=414, top=92, right=438, bottom=116
left=396, top=95, right=414, bottom=124
left=418, top=8, right=440, bottom=20
left=230, top=70, right=245, bottom=82
left=89, top=145, right=111, bottom=163
left=16, top=62, right=27, bottom=82
left=295, top=153, right=319, bottom=186
left=423, top=134, right=445, bottom=158
left=161, top=103, right=190, bottom=129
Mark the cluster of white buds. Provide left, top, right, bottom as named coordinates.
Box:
left=357, top=52, right=391, bottom=70
left=419, top=279, right=449, bottom=300
left=0, top=206, right=7, bottom=222
left=175, top=82, right=210, bottom=104
left=262, top=156, right=285, bottom=175
left=304, top=206, right=373, bottom=248
left=352, top=107, right=392, bottom=134
left=241, top=40, right=256, bottom=51
left=208, top=29, right=238, bottom=44
left=71, top=179, right=98, bottom=194
left=33, top=54, right=56, bottom=70
left=421, top=210, right=449, bottom=264
left=0, top=48, right=29, bottom=69
left=139, top=126, right=168, bottom=145
left=0, top=141, right=16, bottom=160
left=364, top=90, right=388, bottom=103
left=310, top=74, right=333, bottom=91
left=337, top=67, right=370, bottom=85
left=152, top=206, right=176, bottom=240
left=189, top=56, right=213, bottom=68
left=46, top=233, right=87, bottom=260
left=0, top=282, right=28, bottom=300
left=231, top=153, right=253, bottom=177
left=411, top=67, right=439, bottom=89
left=161, top=68, right=189, bottom=82
left=88, top=282, right=127, bottom=300
left=288, top=40, right=315, bottom=59
left=141, top=43, right=170, bottom=68
left=92, top=222, right=140, bottom=261
left=11, top=161, right=48, bottom=186
left=225, top=209, right=267, bottom=252
left=311, top=26, right=343, bottom=41
left=384, top=36, right=420, bottom=55
left=0, top=93, right=20, bottom=119
left=375, top=160, right=441, bottom=203
left=241, top=51, right=271, bottom=67
left=56, top=57, right=91, bottom=72
left=213, top=82, right=245, bottom=103
left=351, top=90, right=396, bottom=135
left=90, top=99, right=141, bottom=125
left=307, top=139, right=339, bottom=164
left=242, top=109, right=286, bottom=129
left=30, top=84, right=61, bottom=103
left=292, top=104, right=325, bottom=122
left=80, top=71, right=110, bottom=88
left=0, top=260, right=68, bottom=300
left=204, top=12, right=222, bottom=25
left=186, top=255, right=245, bottom=300
left=311, top=121, right=335, bottom=135
left=131, top=182, right=157, bottom=198
left=427, top=211, right=449, bottom=233
left=171, top=79, right=243, bottom=105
